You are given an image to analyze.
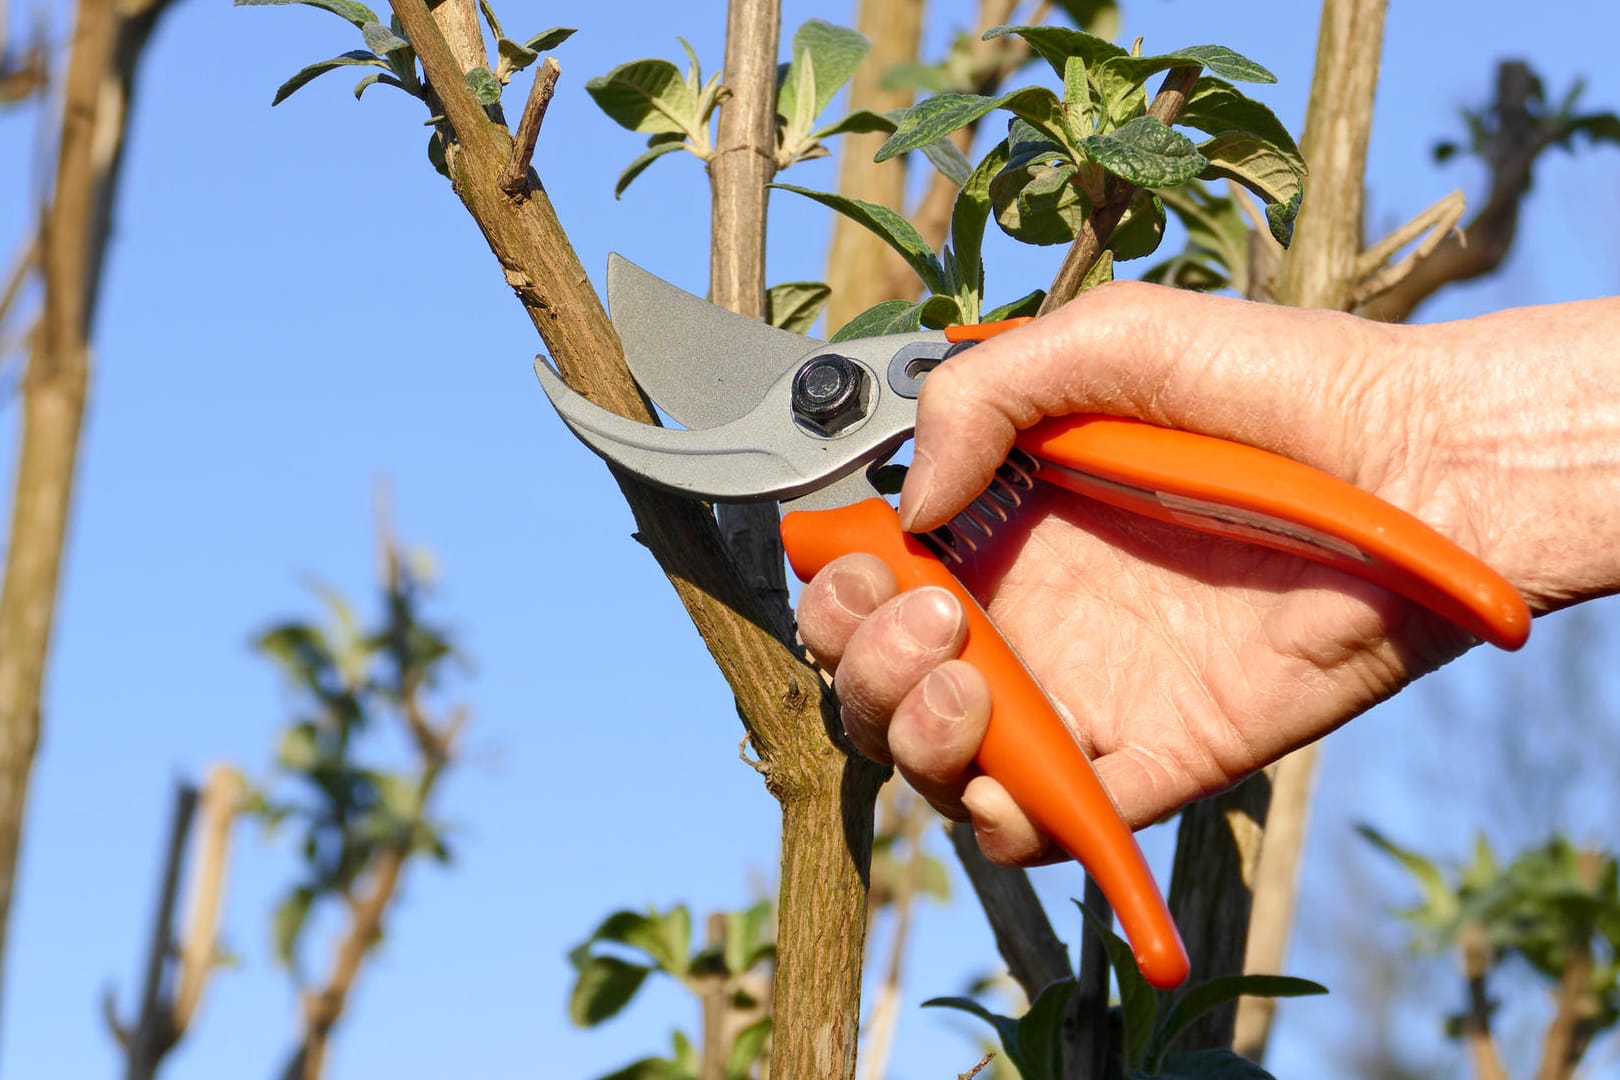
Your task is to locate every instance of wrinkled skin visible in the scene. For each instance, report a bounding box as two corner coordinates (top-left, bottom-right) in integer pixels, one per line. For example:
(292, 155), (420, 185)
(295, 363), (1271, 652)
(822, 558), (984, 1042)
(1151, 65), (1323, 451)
(796, 282), (1620, 864)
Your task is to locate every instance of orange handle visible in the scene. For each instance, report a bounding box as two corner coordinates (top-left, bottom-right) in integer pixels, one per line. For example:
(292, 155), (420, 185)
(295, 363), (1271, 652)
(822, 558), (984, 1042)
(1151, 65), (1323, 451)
(1016, 416), (1530, 650)
(781, 497), (1190, 989)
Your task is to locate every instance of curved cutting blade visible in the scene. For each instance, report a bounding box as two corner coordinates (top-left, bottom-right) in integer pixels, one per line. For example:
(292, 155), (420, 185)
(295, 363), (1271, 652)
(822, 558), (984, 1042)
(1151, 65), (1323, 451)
(609, 254), (822, 428)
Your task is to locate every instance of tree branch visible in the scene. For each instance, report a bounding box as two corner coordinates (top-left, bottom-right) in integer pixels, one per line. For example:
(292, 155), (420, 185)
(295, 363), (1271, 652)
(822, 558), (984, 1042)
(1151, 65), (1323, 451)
(710, 0), (792, 639)
(383, 3), (887, 1077)
(500, 57), (559, 197)
(1457, 923), (1508, 1080)
(947, 822), (1069, 996)
(171, 764), (240, 1033)
(1040, 64), (1202, 313)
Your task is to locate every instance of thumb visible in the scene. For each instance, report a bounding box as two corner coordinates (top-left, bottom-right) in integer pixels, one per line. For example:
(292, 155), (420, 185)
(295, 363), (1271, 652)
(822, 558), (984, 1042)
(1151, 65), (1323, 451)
(897, 280), (1377, 532)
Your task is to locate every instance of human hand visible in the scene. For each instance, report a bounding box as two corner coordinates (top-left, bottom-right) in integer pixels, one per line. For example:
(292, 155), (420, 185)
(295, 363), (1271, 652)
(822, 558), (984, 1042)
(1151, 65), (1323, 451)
(796, 280), (1571, 864)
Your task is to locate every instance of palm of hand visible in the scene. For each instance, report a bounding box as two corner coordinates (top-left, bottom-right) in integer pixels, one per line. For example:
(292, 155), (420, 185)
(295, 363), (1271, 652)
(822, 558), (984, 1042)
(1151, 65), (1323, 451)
(956, 485), (1460, 827)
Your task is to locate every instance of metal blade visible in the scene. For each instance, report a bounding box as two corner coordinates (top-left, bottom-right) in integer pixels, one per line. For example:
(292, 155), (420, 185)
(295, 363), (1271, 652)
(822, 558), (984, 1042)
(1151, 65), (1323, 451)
(609, 254), (822, 429)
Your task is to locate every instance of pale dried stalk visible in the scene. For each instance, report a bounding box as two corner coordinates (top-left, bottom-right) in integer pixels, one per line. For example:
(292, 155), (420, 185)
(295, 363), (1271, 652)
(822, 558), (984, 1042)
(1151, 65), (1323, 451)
(1457, 923), (1509, 1080)
(1351, 190), (1465, 305)
(172, 764), (241, 1031)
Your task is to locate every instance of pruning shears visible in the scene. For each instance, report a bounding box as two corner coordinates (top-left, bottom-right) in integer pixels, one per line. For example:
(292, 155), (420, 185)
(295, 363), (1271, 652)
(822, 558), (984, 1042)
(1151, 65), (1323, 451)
(535, 256), (1531, 990)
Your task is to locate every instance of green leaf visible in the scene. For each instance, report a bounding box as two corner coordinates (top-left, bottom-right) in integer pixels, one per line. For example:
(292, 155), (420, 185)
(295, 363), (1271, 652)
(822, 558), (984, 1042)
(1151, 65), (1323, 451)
(272, 50), (388, 106)
(984, 289), (1045, 321)
(353, 72), (405, 99)
(982, 24), (1126, 81)
(812, 109), (896, 139)
(921, 996), (1021, 1063)
(1053, 0), (1120, 36)
(1111, 189), (1166, 261)
(765, 282), (831, 334)
(1076, 899), (1157, 1068)
(614, 138), (687, 198)
(773, 183), (945, 293)
(1172, 45), (1276, 84)
(1152, 180), (1248, 283)
(830, 299), (925, 341)
(875, 86), (1063, 162)
(882, 60), (957, 94)
(1177, 76), (1303, 169)
(921, 138), (975, 186)
(277, 722), (321, 772)
(234, 0), (379, 30)
(427, 131), (449, 177)
(779, 19), (871, 124)
(1079, 249), (1115, 291)
(1265, 190), (1302, 248)
(991, 126), (1085, 246)
(725, 1017), (771, 1080)
(1357, 824), (1459, 928)
(1197, 131), (1302, 211)
(918, 293), (964, 329)
(273, 886), (316, 969)
(1082, 115), (1206, 187)
(1131, 1048), (1279, 1079)
(918, 853), (952, 902)
(1152, 976), (1326, 1068)
(496, 37), (539, 78)
(952, 139), (1012, 314)
(723, 901), (774, 975)
(360, 20), (407, 54)
(1062, 55), (1093, 142)
(588, 906), (691, 975)
(465, 66), (502, 105)
(586, 58), (699, 137)
(597, 1058), (684, 1080)
(526, 27), (577, 53)
(568, 955), (652, 1026)
(473, 0), (503, 39)
(1015, 979), (1078, 1080)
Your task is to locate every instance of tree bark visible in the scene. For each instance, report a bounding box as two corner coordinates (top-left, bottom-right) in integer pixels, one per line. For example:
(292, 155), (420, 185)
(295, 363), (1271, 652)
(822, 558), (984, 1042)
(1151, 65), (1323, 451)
(0, 0), (179, 1023)
(383, 3), (888, 1076)
(1231, 0), (1389, 1059)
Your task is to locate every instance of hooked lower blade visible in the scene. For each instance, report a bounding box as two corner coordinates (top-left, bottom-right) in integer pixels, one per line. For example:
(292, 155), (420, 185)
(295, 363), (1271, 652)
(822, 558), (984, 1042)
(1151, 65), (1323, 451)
(609, 254), (822, 429)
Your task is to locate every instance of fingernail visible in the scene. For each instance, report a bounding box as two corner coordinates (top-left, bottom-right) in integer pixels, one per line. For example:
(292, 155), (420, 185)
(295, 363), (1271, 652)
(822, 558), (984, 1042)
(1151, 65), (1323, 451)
(898, 588), (961, 651)
(897, 448), (935, 530)
(828, 565), (880, 619)
(921, 666), (966, 724)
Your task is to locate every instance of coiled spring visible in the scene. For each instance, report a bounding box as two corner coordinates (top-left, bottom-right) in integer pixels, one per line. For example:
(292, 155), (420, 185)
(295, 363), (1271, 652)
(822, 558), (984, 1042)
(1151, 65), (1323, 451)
(918, 448), (1042, 565)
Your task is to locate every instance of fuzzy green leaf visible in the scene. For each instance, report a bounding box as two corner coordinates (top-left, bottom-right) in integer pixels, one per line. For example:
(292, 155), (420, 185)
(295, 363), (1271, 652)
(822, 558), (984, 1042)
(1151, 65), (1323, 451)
(352, 72), (404, 99)
(473, 0), (503, 40)
(1357, 825), (1459, 928)
(360, 20), (407, 54)
(1083, 115), (1207, 187)
(273, 886), (316, 969)
(875, 86), (1063, 162)
(272, 50), (388, 105)
(235, 0), (378, 30)
(526, 26), (577, 53)
(1131, 1049), (1279, 1079)
(981, 24), (1125, 80)
(1172, 45), (1276, 84)
(1015, 979), (1078, 1080)
(465, 66), (502, 105)
(921, 138), (975, 186)
(1197, 131), (1302, 211)
(722, 901), (774, 976)
(1111, 189), (1166, 261)
(1152, 180), (1248, 283)
(1152, 976), (1326, 1069)
(1177, 76), (1303, 167)
(921, 996), (1022, 1062)
(586, 58), (699, 137)
(830, 300), (924, 341)
(773, 183), (944, 293)
(1079, 249), (1115, 291)
(764, 282), (831, 334)
(952, 139), (1012, 310)
(725, 1017), (771, 1080)
(812, 109), (896, 139)
(614, 138), (686, 198)
(496, 37), (539, 77)
(991, 126), (1085, 246)
(779, 19), (871, 124)
(984, 289), (1045, 321)
(1265, 190), (1302, 248)
(568, 955), (652, 1026)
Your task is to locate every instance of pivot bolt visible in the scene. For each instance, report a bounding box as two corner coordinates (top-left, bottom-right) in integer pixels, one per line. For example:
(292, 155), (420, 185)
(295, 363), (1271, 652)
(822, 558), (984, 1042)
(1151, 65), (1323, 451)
(792, 354), (868, 436)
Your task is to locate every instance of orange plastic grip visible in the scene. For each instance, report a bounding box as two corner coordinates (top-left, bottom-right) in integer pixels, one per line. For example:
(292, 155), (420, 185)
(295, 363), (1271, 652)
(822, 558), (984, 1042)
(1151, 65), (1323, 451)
(1016, 416), (1531, 650)
(781, 497), (1190, 989)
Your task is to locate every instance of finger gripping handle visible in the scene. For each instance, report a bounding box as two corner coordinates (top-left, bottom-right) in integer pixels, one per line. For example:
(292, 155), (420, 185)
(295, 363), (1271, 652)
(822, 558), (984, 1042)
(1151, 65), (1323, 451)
(782, 497), (1190, 988)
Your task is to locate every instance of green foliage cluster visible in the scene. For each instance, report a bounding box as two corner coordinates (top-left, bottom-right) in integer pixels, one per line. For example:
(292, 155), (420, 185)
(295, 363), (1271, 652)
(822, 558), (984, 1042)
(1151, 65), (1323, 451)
(930, 902), (1324, 1080)
(1361, 827), (1620, 1044)
(242, 550), (460, 975)
(1433, 72), (1620, 166)
(568, 901), (776, 1080)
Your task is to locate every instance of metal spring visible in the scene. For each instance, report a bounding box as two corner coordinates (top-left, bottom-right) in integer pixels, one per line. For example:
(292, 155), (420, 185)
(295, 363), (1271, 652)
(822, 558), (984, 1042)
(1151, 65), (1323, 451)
(918, 448), (1042, 565)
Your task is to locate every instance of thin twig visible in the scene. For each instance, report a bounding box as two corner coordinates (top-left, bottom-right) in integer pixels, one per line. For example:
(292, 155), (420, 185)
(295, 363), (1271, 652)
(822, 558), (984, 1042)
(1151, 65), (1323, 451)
(171, 765), (241, 1032)
(959, 1052), (996, 1079)
(1351, 190), (1465, 304)
(0, 231), (36, 332)
(1457, 923), (1509, 1080)
(500, 57), (559, 197)
(1040, 64), (1202, 313)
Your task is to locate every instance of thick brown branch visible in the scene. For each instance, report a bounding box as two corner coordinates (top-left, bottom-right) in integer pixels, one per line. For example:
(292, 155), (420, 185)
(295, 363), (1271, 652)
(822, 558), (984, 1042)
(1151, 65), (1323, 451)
(1040, 64), (1202, 313)
(1358, 61), (1554, 323)
(948, 822), (1069, 997)
(711, 0), (791, 637)
(1457, 923), (1508, 1080)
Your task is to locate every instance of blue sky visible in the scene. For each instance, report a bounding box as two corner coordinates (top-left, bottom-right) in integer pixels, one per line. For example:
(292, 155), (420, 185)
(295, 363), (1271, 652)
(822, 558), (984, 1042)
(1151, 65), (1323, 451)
(2, 1), (1619, 1078)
